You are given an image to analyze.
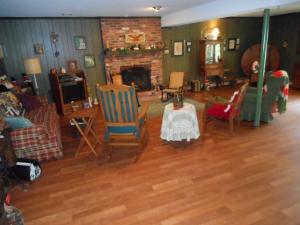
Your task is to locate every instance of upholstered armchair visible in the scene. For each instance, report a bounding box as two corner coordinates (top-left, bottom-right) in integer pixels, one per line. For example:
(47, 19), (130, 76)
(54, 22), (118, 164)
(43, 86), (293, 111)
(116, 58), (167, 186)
(206, 82), (249, 131)
(240, 70), (289, 123)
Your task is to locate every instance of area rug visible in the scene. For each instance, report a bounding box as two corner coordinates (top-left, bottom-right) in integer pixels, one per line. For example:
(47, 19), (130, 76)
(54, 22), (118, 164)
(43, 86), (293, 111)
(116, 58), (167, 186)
(143, 98), (205, 119)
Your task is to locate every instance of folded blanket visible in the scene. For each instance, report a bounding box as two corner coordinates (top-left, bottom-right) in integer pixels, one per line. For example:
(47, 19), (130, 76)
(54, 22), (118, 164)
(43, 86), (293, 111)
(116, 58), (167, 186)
(272, 70), (289, 113)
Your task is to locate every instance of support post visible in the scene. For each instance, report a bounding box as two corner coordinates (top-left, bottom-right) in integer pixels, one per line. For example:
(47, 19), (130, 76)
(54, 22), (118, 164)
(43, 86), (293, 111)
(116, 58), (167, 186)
(254, 9), (270, 127)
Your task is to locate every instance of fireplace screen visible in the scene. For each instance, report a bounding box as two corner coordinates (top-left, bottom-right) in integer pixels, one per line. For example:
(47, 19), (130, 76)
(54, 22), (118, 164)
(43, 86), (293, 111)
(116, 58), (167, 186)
(120, 65), (151, 92)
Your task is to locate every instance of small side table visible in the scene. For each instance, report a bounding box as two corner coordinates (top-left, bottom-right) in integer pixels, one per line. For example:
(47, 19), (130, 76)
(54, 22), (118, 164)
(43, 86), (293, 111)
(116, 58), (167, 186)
(67, 107), (101, 158)
(160, 102), (200, 141)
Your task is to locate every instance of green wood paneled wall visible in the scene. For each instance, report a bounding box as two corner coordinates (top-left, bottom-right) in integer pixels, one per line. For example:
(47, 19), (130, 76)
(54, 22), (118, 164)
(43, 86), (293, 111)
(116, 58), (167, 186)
(269, 13), (300, 79)
(162, 18), (263, 82)
(0, 18), (106, 96)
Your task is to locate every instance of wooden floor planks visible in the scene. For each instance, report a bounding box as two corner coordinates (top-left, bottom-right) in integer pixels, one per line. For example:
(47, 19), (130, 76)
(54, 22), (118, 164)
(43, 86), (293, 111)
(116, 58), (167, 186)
(9, 87), (300, 225)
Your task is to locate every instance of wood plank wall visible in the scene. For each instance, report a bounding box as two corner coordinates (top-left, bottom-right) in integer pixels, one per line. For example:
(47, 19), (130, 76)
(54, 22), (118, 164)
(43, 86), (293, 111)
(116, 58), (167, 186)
(162, 18), (263, 83)
(269, 13), (300, 79)
(0, 18), (106, 96)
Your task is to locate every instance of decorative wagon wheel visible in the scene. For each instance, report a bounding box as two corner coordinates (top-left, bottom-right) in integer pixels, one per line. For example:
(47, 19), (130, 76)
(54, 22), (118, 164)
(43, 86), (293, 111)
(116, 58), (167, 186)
(241, 44), (280, 77)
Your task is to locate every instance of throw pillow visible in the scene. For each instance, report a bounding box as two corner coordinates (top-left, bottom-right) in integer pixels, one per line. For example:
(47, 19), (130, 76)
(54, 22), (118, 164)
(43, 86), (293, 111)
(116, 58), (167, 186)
(0, 92), (22, 116)
(4, 117), (33, 130)
(16, 92), (41, 112)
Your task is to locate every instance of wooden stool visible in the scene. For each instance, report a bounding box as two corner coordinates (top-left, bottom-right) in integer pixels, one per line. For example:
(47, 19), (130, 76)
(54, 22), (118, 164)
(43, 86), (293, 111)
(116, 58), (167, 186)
(67, 107), (100, 157)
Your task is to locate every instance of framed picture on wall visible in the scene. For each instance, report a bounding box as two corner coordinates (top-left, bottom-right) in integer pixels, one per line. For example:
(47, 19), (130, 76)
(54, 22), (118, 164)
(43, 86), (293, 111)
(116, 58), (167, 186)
(34, 43), (44, 54)
(186, 41), (192, 53)
(74, 36), (87, 50)
(84, 55), (95, 68)
(173, 40), (184, 56)
(227, 38), (236, 51)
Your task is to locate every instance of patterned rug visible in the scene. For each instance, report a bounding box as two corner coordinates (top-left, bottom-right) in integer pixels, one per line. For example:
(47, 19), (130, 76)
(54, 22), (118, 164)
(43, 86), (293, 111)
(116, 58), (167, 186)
(143, 98), (205, 119)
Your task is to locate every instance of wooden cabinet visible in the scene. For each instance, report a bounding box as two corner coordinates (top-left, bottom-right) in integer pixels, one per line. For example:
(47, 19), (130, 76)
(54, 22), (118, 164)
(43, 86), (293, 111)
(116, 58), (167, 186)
(293, 62), (300, 89)
(49, 69), (88, 115)
(199, 39), (224, 80)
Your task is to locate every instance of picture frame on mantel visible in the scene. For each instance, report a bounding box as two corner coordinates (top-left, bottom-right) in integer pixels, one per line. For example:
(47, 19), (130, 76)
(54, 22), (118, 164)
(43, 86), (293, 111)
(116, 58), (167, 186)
(173, 40), (184, 56)
(74, 36), (87, 50)
(227, 38), (236, 51)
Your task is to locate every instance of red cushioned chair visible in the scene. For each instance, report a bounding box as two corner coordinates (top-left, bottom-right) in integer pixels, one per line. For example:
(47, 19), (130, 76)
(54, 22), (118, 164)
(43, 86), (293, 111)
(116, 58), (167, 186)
(206, 82), (249, 131)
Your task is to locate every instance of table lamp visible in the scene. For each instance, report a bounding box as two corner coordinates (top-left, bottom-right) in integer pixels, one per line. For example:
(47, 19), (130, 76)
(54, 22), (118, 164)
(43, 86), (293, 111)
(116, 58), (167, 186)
(23, 57), (42, 95)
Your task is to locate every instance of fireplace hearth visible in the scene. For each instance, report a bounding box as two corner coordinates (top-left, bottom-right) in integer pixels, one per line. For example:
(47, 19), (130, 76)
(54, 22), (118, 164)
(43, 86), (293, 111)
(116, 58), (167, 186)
(120, 65), (151, 92)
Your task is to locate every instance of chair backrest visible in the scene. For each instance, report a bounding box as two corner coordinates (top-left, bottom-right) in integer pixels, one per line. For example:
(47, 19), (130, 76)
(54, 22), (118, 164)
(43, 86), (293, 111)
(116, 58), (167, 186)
(229, 82), (249, 118)
(96, 84), (138, 125)
(264, 71), (286, 100)
(111, 74), (123, 85)
(169, 72), (185, 89)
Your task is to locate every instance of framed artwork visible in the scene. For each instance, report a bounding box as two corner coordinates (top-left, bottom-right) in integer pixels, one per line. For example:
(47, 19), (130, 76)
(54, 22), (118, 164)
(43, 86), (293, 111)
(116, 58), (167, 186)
(74, 36), (87, 50)
(34, 43), (44, 54)
(84, 55), (95, 68)
(228, 38), (236, 51)
(125, 32), (146, 44)
(67, 60), (78, 74)
(186, 41), (192, 53)
(173, 40), (184, 56)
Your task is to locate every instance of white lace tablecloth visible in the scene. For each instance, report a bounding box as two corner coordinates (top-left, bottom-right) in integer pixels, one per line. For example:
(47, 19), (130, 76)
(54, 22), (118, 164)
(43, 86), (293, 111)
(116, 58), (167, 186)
(160, 102), (200, 141)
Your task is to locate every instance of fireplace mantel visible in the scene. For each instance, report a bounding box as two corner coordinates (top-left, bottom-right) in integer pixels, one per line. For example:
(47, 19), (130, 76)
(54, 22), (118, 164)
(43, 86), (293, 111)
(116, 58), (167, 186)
(104, 48), (162, 57)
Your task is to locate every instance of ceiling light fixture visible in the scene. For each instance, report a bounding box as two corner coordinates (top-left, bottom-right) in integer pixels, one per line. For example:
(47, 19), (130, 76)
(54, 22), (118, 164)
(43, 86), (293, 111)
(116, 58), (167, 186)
(152, 6), (162, 12)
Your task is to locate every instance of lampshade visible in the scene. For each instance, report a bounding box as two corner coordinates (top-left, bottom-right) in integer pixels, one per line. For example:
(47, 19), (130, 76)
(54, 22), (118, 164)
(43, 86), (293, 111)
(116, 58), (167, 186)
(211, 28), (220, 40)
(24, 57), (42, 75)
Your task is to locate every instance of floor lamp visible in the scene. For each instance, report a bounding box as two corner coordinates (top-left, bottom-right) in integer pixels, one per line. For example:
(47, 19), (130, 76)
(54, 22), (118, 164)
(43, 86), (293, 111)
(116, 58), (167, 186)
(23, 57), (42, 95)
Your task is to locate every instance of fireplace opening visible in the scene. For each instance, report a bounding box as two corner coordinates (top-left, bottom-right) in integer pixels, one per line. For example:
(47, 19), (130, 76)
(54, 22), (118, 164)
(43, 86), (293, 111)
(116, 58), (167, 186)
(120, 65), (151, 92)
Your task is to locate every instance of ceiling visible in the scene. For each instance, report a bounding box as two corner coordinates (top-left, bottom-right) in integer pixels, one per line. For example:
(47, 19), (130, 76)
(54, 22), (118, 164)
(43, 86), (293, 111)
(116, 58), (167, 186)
(0, 0), (213, 17)
(0, 0), (300, 27)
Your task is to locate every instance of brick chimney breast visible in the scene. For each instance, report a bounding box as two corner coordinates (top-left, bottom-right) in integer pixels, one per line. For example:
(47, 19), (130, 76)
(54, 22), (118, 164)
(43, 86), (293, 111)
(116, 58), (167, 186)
(100, 18), (163, 86)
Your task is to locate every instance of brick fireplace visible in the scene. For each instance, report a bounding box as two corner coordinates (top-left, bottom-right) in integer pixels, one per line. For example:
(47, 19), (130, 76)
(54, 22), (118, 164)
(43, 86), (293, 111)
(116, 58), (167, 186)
(100, 18), (163, 91)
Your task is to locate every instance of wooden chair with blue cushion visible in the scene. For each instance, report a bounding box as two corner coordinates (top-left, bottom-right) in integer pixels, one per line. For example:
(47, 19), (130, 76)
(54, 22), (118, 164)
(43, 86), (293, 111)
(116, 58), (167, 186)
(96, 84), (149, 162)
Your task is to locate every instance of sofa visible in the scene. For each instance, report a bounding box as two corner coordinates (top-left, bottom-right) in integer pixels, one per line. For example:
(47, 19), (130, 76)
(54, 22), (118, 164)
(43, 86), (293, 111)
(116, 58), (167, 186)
(0, 91), (63, 162)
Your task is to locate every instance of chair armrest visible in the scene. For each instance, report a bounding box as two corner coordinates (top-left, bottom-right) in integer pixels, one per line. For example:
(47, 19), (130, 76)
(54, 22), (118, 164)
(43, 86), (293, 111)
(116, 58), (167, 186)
(206, 96), (230, 105)
(138, 102), (149, 120)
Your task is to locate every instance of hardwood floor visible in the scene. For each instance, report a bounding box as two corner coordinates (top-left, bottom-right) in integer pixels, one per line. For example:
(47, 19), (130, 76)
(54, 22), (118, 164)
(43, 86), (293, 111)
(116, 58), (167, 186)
(10, 87), (300, 225)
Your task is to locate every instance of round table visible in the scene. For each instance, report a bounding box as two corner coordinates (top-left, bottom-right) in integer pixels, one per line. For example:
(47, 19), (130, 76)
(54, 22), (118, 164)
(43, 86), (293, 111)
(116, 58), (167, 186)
(160, 102), (200, 141)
